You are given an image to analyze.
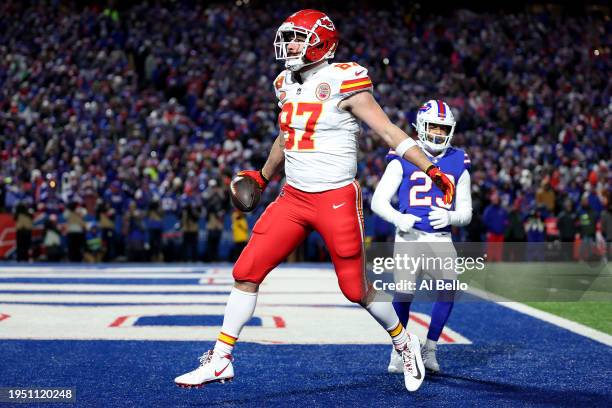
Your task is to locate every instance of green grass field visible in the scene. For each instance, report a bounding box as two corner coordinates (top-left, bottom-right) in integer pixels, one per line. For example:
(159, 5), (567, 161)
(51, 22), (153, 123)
(524, 301), (612, 335)
(460, 261), (612, 335)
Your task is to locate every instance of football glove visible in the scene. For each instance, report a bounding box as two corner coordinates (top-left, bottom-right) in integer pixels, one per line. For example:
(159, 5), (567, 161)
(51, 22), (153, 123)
(237, 169), (269, 191)
(393, 214), (422, 233)
(425, 165), (455, 205)
(428, 206), (451, 230)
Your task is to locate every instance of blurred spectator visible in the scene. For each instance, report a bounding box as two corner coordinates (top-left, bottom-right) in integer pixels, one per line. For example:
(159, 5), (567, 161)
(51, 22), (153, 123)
(42, 216), (63, 262)
(483, 192), (507, 262)
(525, 208), (545, 261)
(0, 179), (6, 212)
(147, 201), (163, 262)
(557, 200), (577, 261)
(98, 204), (116, 262)
(203, 179), (226, 262)
(231, 210), (249, 261)
(206, 211), (224, 262)
(305, 232), (330, 262)
(504, 202), (526, 261)
(124, 203), (147, 262)
(14, 203), (33, 262)
(557, 200), (577, 243)
(181, 203), (200, 262)
(601, 199), (611, 261)
(85, 224), (103, 263)
(161, 199), (182, 263)
(536, 181), (555, 214)
(466, 202), (486, 242)
(587, 191), (604, 216)
(578, 195), (598, 261)
(373, 214), (394, 243)
(64, 202), (86, 262)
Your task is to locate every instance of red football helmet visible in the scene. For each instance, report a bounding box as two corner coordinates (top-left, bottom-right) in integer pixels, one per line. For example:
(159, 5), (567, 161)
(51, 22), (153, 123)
(274, 9), (339, 71)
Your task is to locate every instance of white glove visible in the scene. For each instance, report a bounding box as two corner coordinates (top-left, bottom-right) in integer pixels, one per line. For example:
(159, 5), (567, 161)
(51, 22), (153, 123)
(428, 206), (451, 230)
(393, 213), (422, 233)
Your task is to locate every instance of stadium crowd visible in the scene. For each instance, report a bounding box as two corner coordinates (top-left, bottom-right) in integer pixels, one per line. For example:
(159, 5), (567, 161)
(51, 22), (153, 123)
(0, 1), (609, 262)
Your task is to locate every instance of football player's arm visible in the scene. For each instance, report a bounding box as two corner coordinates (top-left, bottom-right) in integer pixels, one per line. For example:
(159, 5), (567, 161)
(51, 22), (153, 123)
(341, 91), (456, 205)
(371, 160), (421, 232)
(371, 160), (403, 224)
(339, 91), (432, 172)
(239, 131), (284, 189)
(449, 170), (472, 226)
(261, 131), (285, 180)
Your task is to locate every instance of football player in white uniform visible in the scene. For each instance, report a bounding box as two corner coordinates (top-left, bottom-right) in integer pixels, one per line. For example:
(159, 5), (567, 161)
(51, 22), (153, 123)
(175, 10), (456, 392)
(371, 100), (472, 373)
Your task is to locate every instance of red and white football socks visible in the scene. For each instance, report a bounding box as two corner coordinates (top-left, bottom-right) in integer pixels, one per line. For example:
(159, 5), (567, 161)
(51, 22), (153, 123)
(213, 287), (258, 356)
(387, 321), (409, 349)
(366, 301), (409, 348)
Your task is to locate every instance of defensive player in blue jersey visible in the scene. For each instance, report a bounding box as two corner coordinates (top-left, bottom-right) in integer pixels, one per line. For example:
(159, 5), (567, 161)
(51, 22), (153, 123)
(371, 100), (472, 373)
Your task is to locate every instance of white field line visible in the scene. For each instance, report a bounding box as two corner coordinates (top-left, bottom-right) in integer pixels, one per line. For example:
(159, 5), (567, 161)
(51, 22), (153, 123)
(468, 287), (612, 347)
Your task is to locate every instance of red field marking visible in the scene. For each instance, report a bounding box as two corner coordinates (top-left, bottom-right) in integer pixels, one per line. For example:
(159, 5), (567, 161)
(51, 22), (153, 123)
(272, 316), (286, 328)
(109, 315), (130, 327)
(0, 313), (10, 322)
(409, 314), (455, 343)
(259, 340), (287, 344)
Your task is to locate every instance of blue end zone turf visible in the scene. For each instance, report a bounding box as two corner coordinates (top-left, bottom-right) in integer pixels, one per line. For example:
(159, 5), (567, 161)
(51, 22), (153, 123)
(2, 265), (611, 406)
(2, 301), (611, 407)
(2, 338), (611, 407)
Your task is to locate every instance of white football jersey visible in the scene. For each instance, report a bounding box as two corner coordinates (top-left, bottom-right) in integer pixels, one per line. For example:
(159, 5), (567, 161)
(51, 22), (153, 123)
(274, 61), (373, 192)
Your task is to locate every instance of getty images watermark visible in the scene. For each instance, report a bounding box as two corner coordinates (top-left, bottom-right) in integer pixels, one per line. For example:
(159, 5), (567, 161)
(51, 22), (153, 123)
(365, 241), (610, 303)
(370, 253), (487, 292)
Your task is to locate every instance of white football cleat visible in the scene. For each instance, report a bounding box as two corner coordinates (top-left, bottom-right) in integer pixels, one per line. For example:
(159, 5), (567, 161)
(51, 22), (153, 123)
(421, 343), (440, 373)
(174, 350), (234, 388)
(398, 334), (425, 392)
(387, 346), (403, 374)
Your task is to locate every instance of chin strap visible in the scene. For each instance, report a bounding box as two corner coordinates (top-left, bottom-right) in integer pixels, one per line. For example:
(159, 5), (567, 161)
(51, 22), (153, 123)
(286, 56), (323, 73)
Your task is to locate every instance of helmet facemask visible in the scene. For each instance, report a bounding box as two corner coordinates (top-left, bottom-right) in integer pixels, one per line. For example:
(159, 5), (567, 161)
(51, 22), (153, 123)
(274, 20), (336, 72)
(274, 24), (318, 71)
(416, 119), (455, 153)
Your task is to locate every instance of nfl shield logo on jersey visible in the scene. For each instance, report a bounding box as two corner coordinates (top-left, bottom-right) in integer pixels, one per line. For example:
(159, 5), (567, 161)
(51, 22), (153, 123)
(316, 83), (331, 101)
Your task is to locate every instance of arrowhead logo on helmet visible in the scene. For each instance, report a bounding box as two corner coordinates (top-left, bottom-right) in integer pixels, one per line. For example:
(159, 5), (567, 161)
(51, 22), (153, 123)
(317, 16), (335, 31)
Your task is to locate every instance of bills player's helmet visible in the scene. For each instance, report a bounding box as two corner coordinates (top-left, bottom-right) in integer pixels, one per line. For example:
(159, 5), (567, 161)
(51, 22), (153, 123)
(274, 9), (339, 71)
(414, 100), (456, 152)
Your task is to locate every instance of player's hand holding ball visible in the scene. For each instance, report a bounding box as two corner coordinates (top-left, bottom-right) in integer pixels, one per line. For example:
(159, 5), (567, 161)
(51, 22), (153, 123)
(230, 170), (269, 213)
(426, 165), (455, 205)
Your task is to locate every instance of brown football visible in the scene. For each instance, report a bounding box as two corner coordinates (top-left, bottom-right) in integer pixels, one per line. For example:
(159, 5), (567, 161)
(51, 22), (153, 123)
(230, 175), (261, 213)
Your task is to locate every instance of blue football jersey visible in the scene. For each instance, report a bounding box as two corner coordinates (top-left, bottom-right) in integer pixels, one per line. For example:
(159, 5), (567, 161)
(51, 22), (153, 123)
(387, 147), (470, 233)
